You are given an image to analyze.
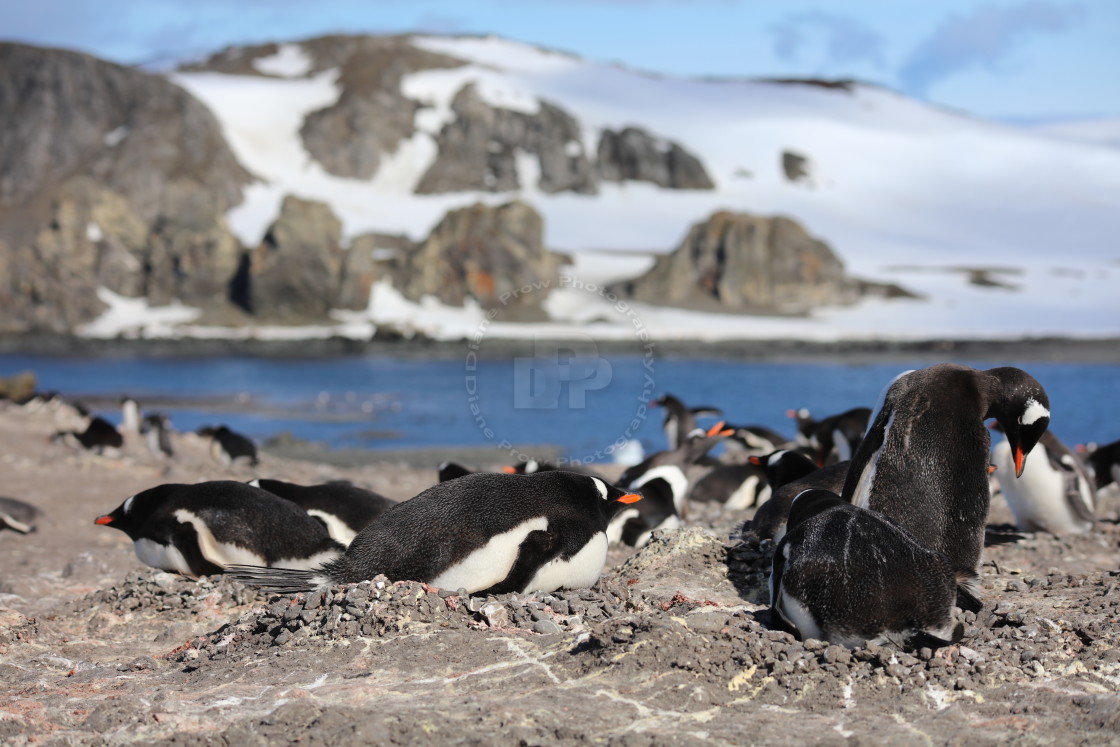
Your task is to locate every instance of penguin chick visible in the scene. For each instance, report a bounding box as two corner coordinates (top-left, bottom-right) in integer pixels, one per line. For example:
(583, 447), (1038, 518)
(94, 481), (345, 577)
(229, 471), (642, 596)
(248, 478), (395, 545)
(771, 489), (962, 650)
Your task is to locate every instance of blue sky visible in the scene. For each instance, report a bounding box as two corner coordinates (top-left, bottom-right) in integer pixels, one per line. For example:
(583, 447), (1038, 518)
(2, 0), (1116, 122)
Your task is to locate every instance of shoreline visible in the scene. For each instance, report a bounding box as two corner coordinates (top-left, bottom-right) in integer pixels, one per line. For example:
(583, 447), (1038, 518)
(3, 333), (1120, 362)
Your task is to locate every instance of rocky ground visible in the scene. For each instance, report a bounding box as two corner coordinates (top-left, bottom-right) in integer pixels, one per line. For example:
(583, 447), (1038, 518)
(1, 403), (1119, 745)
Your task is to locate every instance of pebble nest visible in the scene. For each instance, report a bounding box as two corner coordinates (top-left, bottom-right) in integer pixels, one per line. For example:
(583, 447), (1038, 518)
(73, 527), (1108, 709)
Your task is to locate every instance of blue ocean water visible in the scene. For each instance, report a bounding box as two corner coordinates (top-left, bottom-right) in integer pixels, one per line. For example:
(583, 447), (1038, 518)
(2, 352), (1117, 462)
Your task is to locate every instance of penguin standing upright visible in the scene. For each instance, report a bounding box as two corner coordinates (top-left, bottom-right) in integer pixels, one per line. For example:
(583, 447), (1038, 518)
(120, 397), (142, 436)
(808, 407), (872, 464)
(770, 488), (962, 649)
(141, 413), (175, 458)
(992, 429), (1095, 534)
(94, 481), (345, 577)
(653, 394), (722, 450)
(841, 364), (1051, 606)
(248, 478), (395, 545)
(230, 471), (642, 596)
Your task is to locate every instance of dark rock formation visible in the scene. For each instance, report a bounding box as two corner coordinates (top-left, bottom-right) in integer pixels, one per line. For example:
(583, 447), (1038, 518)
(249, 196), (345, 321)
(611, 211), (860, 314)
(391, 200), (559, 319)
(416, 84), (597, 195)
(781, 151), (811, 183)
(0, 43), (252, 333)
(597, 127), (714, 190)
(0, 43), (251, 226)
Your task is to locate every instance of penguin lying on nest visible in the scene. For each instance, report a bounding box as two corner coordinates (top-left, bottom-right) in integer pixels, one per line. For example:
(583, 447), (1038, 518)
(230, 471), (641, 596)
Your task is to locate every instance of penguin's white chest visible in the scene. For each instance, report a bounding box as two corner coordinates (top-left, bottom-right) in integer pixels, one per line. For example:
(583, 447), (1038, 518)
(133, 538), (193, 576)
(524, 532), (608, 593)
(993, 441), (1091, 534)
(429, 518), (548, 593)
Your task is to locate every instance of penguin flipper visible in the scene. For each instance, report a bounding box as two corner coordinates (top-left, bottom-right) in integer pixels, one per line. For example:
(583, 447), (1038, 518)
(955, 583), (983, 614)
(0, 512), (34, 534)
(478, 530), (560, 596)
(227, 565), (324, 593)
(172, 523), (225, 577)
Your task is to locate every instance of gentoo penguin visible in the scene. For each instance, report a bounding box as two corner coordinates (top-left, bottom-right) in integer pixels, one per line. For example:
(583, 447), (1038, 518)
(229, 471), (642, 596)
(1080, 438), (1120, 490)
(0, 497), (43, 534)
(721, 424), (791, 460)
(52, 413), (124, 454)
(609, 425), (731, 547)
(248, 478), (395, 545)
(653, 394), (722, 450)
(688, 461), (771, 513)
(786, 408), (815, 446)
(94, 481), (345, 577)
(198, 425), (258, 466)
(438, 461), (474, 482)
(992, 428), (1095, 534)
(141, 413), (174, 458)
(745, 449), (849, 541)
(808, 407), (871, 465)
(771, 488), (962, 649)
(120, 396), (142, 435)
(841, 364), (1051, 608)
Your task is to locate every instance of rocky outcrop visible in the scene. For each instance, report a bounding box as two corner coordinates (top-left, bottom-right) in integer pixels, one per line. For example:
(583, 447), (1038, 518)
(0, 43), (251, 226)
(416, 84), (597, 195)
(611, 211), (860, 314)
(247, 197), (345, 320)
(0, 43), (252, 333)
(392, 200), (559, 319)
(781, 151), (811, 183)
(597, 127), (714, 190)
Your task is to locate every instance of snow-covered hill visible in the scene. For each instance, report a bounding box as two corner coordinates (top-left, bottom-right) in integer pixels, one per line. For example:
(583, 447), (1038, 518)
(141, 35), (1120, 342)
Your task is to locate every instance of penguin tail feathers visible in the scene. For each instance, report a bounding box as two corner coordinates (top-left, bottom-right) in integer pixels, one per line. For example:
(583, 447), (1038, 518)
(226, 565), (326, 594)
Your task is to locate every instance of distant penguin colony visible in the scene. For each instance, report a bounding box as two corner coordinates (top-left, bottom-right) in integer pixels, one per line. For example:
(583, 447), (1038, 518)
(230, 471), (642, 596)
(95, 481), (345, 577)
(19, 364), (1116, 655)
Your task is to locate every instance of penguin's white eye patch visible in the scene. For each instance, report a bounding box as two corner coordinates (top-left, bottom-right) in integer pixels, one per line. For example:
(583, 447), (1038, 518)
(1020, 398), (1049, 426)
(592, 477), (609, 500)
(122, 495), (136, 514)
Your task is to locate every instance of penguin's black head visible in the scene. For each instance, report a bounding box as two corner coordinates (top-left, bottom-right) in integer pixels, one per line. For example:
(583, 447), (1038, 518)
(94, 485), (171, 539)
(562, 473), (641, 522)
(987, 368), (1051, 477)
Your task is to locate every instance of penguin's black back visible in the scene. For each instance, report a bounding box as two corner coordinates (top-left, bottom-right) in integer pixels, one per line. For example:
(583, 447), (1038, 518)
(79, 417), (124, 450)
(689, 463), (768, 506)
(253, 479), (394, 534)
(841, 364), (1049, 592)
(1085, 438), (1120, 489)
(774, 497), (958, 648)
(323, 471), (616, 585)
(111, 482), (341, 566)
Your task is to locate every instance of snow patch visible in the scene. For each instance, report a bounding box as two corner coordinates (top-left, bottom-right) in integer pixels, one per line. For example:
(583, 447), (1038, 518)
(78, 288), (201, 339)
(252, 44), (313, 78)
